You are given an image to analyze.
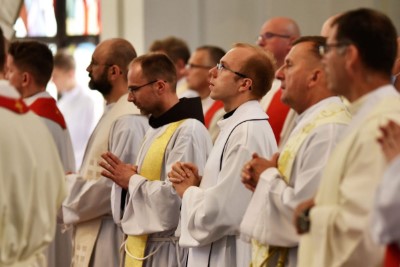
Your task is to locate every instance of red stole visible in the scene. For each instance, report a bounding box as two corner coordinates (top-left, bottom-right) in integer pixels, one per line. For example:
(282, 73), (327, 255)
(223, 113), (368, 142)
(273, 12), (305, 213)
(0, 95), (29, 114)
(204, 100), (224, 129)
(385, 243), (400, 267)
(29, 97), (67, 129)
(266, 88), (290, 144)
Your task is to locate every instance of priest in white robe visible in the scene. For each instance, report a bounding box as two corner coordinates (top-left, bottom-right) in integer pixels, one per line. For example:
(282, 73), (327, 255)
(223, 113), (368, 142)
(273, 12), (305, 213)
(240, 36), (351, 267)
(61, 39), (148, 267)
(296, 9), (400, 267)
(169, 43), (278, 267)
(0, 81), (66, 267)
(100, 52), (212, 267)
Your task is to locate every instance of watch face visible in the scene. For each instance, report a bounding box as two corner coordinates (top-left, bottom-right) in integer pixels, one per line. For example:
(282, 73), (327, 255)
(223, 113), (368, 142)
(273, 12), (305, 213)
(297, 208), (311, 234)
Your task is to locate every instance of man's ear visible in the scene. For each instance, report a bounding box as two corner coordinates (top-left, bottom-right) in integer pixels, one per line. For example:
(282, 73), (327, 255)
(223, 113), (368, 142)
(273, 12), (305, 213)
(239, 78), (253, 93)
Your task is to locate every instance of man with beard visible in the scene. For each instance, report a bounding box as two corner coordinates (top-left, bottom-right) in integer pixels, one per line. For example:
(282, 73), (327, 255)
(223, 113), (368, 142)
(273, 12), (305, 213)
(61, 38), (149, 267)
(99, 52), (212, 267)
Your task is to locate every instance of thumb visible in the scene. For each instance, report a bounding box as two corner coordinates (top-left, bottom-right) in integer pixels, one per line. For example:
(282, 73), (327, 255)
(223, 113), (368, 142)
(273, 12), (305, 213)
(252, 152), (259, 159)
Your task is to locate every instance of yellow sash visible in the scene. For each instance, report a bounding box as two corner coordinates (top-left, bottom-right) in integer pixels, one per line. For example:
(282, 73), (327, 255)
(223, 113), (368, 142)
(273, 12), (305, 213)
(251, 101), (351, 267)
(124, 120), (185, 267)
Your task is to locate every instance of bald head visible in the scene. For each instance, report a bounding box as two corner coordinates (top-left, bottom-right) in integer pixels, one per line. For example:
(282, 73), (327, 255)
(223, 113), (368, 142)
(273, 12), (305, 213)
(257, 17), (301, 68)
(320, 14), (341, 37)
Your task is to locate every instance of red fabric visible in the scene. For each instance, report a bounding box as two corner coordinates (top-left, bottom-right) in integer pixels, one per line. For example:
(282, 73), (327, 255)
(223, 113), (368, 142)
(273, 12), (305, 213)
(266, 88), (290, 145)
(0, 95), (29, 114)
(29, 98), (67, 129)
(204, 100), (224, 129)
(385, 243), (400, 267)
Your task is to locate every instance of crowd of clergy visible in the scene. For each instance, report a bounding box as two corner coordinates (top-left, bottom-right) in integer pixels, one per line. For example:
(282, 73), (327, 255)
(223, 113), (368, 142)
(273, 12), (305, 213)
(1, 6), (400, 267)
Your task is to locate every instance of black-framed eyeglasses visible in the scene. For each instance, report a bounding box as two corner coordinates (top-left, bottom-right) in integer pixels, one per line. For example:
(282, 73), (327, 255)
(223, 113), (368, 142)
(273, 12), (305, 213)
(216, 63), (247, 78)
(319, 42), (351, 56)
(186, 63), (213, 70)
(128, 80), (158, 93)
(257, 32), (291, 42)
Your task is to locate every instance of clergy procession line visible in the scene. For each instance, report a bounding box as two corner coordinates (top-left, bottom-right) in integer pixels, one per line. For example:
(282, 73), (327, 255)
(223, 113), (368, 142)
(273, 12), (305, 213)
(1, 7), (400, 267)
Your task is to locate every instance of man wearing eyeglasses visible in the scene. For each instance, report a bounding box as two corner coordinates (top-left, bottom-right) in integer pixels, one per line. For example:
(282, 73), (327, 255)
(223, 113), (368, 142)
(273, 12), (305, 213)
(168, 43), (278, 267)
(99, 52), (212, 267)
(296, 8), (400, 267)
(257, 17), (300, 146)
(240, 36), (351, 267)
(185, 45), (226, 142)
(61, 38), (149, 267)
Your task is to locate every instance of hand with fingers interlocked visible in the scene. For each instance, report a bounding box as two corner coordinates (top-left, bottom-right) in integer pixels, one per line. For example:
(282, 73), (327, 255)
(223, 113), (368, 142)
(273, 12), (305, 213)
(99, 151), (138, 189)
(241, 152), (280, 192)
(377, 120), (400, 163)
(168, 162), (201, 198)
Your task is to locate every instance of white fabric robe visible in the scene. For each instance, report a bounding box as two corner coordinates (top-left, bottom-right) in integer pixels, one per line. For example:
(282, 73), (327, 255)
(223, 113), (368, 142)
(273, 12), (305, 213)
(240, 97), (350, 267)
(113, 119), (212, 267)
(24, 91), (76, 173)
(24, 90), (75, 267)
(0, 82), (66, 267)
(180, 100), (278, 267)
(58, 85), (103, 169)
(372, 156), (400, 247)
(298, 85), (400, 267)
(62, 95), (148, 267)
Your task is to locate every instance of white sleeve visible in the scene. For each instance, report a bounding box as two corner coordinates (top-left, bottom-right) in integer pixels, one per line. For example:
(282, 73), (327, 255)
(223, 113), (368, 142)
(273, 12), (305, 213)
(241, 123), (346, 246)
(180, 121), (277, 246)
(371, 156), (400, 246)
(63, 116), (147, 224)
(121, 121), (212, 235)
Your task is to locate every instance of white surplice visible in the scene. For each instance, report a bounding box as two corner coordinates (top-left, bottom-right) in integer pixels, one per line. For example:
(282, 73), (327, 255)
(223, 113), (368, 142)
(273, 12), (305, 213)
(24, 90), (76, 267)
(0, 82), (66, 267)
(372, 156), (400, 247)
(113, 118), (212, 267)
(58, 85), (103, 169)
(240, 97), (350, 267)
(298, 85), (400, 267)
(180, 100), (278, 267)
(62, 94), (148, 267)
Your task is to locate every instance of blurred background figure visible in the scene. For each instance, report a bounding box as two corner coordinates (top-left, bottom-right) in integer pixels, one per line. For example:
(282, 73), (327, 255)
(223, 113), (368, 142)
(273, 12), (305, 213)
(53, 49), (103, 169)
(149, 36), (198, 98)
(185, 45), (226, 142)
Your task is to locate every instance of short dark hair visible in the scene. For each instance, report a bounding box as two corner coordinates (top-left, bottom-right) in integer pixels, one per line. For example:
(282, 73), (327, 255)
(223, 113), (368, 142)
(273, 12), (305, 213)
(234, 43), (276, 99)
(293, 36), (326, 60)
(333, 8), (398, 76)
(53, 49), (75, 71)
(149, 36), (190, 64)
(196, 45), (226, 66)
(9, 41), (53, 87)
(132, 52), (177, 91)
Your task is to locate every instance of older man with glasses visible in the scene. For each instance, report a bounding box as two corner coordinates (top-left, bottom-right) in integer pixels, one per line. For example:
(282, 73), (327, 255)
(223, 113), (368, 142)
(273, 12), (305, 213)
(168, 43), (278, 267)
(295, 8), (400, 267)
(257, 17), (301, 147)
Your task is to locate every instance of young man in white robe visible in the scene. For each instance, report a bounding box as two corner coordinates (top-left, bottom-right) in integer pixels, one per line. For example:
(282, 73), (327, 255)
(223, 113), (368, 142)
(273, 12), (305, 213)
(0, 81), (66, 267)
(185, 45), (226, 142)
(295, 8), (400, 267)
(240, 36), (351, 267)
(61, 38), (149, 267)
(99, 52), (212, 267)
(168, 43), (278, 267)
(6, 40), (75, 267)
